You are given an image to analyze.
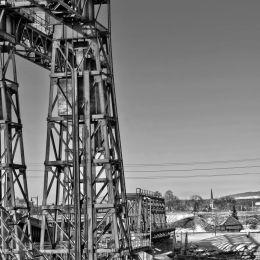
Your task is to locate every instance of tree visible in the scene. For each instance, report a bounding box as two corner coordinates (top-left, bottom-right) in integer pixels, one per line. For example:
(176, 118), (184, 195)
(214, 196), (236, 211)
(231, 204), (238, 220)
(190, 195), (203, 213)
(224, 196), (236, 205)
(246, 218), (258, 230)
(164, 190), (174, 211)
(213, 212), (220, 234)
(154, 191), (161, 197)
(164, 190), (179, 211)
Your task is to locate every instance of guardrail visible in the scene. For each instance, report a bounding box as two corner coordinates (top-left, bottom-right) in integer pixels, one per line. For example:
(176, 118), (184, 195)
(131, 233), (151, 250)
(17, 7), (53, 35)
(136, 188), (162, 198)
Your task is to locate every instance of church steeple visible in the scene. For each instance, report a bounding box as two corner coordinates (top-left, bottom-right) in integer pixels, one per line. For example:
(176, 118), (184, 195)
(210, 188), (214, 210)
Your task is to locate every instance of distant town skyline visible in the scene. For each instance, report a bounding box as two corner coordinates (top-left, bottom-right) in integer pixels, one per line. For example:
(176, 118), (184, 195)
(17, 0), (260, 200)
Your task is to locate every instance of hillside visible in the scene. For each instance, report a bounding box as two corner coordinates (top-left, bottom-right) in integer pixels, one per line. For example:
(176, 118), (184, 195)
(226, 191), (260, 200)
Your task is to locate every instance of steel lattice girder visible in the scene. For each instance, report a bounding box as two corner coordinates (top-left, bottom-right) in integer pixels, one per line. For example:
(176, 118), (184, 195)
(15, 23), (52, 70)
(27, 0), (108, 24)
(0, 0), (109, 70)
(0, 5), (52, 69)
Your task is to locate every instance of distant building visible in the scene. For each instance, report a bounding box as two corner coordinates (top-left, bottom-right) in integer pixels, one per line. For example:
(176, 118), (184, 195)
(218, 216), (243, 232)
(255, 201), (260, 210)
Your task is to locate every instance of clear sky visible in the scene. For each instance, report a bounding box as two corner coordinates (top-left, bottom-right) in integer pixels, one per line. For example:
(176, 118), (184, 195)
(17, 0), (260, 200)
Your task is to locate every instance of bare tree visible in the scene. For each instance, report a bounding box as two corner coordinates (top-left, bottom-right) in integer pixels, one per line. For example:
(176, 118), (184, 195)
(231, 204), (238, 220)
(191, 195), (203, 213)
(215, 196), (236, 211)
(164, 190), (180, 211)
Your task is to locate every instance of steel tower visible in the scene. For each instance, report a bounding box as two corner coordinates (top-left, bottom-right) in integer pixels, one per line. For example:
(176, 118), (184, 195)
(0, 0), (132, 259)
(0, 41), (30, 258)
(0, 42), (40, 259)
(38, 1), (132, 260)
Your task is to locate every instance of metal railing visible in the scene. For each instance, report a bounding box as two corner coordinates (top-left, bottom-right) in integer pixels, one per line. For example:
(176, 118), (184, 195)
(136, 188), (162, 198)
(131, 233), (151, 250)
(17, 7), (53, 35)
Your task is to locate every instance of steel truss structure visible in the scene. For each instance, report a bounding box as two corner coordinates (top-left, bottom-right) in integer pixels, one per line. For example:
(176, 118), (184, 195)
(40, 19), (131, 260)
(0, 41), (32, 259)
(127, 189), (174, 241)
(0, 42), (47, 260)
(0, 0), (132, 259)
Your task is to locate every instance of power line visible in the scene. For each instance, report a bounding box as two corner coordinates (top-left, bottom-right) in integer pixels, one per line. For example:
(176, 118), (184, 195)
(125, 165), (260, 173)
(26, 171), (260, 179)
(125, 172), (260, 179)
(26, 157), (260, 168)
(124, 157), (260, 167)
(25, 164), (260, 173)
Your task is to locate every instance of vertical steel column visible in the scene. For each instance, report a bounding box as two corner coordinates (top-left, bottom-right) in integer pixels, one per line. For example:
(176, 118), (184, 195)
(83, 70), (94, 259)
(72, 69), (81, 260)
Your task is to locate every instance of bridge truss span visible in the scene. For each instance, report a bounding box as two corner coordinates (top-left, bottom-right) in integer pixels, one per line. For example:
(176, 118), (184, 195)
(127, 189), (175, 242)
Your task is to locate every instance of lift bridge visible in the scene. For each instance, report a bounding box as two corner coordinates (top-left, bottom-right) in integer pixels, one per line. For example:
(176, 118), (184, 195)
(0, 1), (174, 259)
(127, 189), (175, 251)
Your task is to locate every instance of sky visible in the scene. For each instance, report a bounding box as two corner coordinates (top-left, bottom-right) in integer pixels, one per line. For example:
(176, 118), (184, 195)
(16, 0), (260, 200)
